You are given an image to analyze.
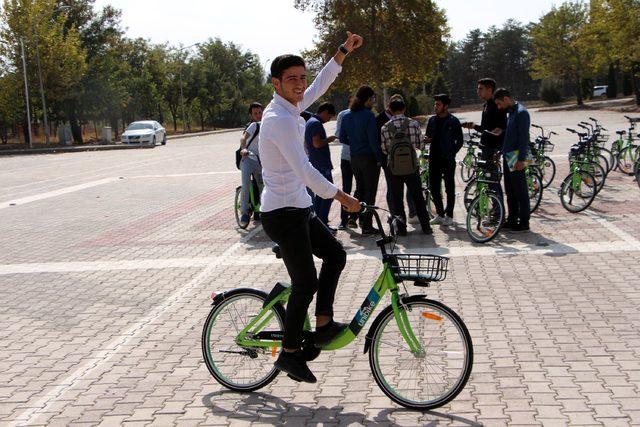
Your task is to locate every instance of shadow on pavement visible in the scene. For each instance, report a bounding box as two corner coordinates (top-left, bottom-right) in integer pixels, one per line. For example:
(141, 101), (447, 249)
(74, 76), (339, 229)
(202, 390), (481, 426)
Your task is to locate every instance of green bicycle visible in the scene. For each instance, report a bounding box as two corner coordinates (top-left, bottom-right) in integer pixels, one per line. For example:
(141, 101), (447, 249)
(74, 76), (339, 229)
(234, 175), (262, 229)
(616, 116), (639, 175)
(202, 204), (473, 410)
(459, 131), (481, 183)
(418, 149), (438, 218)
(465, 159), (504, 243)
(558, 145), (598, 212)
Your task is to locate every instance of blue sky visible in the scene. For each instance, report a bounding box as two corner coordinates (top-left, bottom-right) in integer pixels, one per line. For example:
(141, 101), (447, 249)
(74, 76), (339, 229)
(95, 0), (563, 67)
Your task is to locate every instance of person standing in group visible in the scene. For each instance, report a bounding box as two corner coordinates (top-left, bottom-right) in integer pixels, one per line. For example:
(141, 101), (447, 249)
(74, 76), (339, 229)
(335, 96), (358, 230)
(380, 97), (432, 236)
(305, 102), (337, 229)
(493, 88), (531, 233)
(258, 32), (363, 383)
(238, 102), (264, 228)
(376, 95), (417, 225)
(339, 85), (382, 235)
(462, 78), (507, 203)
(425, 94), (463, 226)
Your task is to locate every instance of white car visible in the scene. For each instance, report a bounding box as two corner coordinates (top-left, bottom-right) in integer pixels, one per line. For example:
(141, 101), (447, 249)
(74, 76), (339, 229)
(593, 85), (608, 98)
(121, 121), (166, 145)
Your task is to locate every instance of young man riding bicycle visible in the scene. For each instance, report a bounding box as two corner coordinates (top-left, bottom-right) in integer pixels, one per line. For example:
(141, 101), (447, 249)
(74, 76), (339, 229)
(259, 32), (363, 383)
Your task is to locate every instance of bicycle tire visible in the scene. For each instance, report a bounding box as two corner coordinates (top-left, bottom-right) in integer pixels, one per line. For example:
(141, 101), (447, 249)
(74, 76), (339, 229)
(459, 159), (474, 183)
(368, 296), (473, 410)
(463, 179), (477, 211)
(528, 171), (543, 214)
(234, 186), (248, 229)
(541, 156), (556, 188)
(618, 145), (638, 175)
(466, 193), (504, 243)
(202, 288), (285, 392)
(600, 147), (616, 172)
(559, 170), (597, 213)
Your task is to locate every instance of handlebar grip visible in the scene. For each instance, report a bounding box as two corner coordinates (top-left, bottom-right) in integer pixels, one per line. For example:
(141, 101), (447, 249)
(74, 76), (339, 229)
(531, 124), (541, 129)
(359, 202), (367, 213)
(601, 127), (607, 131)
(589, 117), (597, 121)
(566, 128), (576, 133)
(550, 131), (558, 136)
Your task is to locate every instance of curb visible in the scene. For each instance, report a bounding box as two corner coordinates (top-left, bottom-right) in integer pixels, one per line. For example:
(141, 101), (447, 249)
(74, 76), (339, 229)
(0, 128), (243, 156)
(0, 143), (156, 156)
(166, 128), (242, 140)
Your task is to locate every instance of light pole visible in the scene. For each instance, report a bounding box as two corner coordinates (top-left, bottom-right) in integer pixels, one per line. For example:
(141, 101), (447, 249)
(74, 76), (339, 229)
(173, 43), (199, 134)
(20, 38), (33, 148)
(33, 5), (71, 145)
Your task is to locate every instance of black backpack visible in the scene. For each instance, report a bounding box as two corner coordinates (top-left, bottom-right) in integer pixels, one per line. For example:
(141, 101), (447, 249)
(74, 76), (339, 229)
(235, 122), (260, 169)
(387, 119), (418, 175)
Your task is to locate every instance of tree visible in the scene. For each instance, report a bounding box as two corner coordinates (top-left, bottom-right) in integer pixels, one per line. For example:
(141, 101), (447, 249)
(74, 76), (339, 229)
(530, 2), (593, 105)
(588, 0), (640, 105)
(0, 72), (23, 143)
(1, 0), (86, 141)
(295, 0), (448, 107)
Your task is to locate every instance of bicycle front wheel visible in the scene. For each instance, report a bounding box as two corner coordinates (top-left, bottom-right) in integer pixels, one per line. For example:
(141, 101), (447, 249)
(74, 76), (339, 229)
(527, 170), (543, 214)
(234, 186), (248, 229)
(202, 288), (285, 392)
(368, 297), (473, 410)
(541, 156), (556, 188)
(618, 146), (638, 175)
(460, 159), (474, 183)
(466, 193), (503, 243)
(559, 171), (597, 213)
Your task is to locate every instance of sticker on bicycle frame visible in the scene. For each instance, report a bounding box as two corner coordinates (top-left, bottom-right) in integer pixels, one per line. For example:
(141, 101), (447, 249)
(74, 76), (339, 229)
(349, 288), (382, 335)
(421, 312), (443, 321)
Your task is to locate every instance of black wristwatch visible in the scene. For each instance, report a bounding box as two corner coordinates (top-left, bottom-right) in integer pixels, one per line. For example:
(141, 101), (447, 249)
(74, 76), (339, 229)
(339, 44), (349, 55)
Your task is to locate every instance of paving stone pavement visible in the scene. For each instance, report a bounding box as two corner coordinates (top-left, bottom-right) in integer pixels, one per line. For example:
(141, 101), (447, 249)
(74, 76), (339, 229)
(1, 109), (639, 426)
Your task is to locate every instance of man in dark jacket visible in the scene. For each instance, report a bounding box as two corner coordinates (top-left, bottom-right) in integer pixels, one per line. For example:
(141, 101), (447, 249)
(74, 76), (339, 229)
(463, 78), (507, 204)
(339, 85), (382, 234)
(425, 94), (463, 226)
(494, 88), (531, 232)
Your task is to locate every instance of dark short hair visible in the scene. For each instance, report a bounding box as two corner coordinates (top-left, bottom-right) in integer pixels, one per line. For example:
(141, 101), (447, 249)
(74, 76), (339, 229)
(493, 88), (511, 100)
(351, 85), (376, 111)
(434, 94), (451, 106)
(248, 102), (263, 114)
(389, 99), (406, 113)
(317, 102), (336, 116)
(477, 78), (497, 92)
(270, 55), (305, 80)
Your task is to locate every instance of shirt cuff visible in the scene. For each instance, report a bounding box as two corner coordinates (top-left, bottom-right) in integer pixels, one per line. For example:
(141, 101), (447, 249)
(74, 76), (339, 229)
(318, 182), (339, 200)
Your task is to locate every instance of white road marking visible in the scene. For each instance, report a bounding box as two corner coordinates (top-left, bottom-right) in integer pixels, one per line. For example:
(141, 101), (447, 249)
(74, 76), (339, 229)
(0, 177), (120, 210)
(2, 239), (639, 276)
(11, 225), (264, 426)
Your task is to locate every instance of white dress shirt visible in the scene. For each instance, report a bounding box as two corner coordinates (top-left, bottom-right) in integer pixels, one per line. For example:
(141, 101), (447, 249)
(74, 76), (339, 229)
(259, 58), (342, 212)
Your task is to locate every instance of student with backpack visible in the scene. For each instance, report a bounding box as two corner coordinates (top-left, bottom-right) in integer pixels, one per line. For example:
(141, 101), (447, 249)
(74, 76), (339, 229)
(425, 94), (464, 226)
(237, 102), (263, 228)
(380, 97), (433, 235)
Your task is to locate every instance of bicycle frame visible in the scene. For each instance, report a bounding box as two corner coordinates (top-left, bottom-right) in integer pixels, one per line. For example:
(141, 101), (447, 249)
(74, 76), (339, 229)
(233, 264), (425, 355)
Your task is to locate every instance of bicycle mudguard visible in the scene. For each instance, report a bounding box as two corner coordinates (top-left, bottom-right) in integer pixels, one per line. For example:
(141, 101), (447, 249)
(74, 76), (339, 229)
(262, 282), (291, 308)
(363, 294), (428, 354)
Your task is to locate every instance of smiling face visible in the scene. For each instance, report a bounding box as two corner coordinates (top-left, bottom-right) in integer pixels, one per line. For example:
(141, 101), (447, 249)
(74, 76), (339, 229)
(272, 65), (307, 105)
(249, 107), (263, 122)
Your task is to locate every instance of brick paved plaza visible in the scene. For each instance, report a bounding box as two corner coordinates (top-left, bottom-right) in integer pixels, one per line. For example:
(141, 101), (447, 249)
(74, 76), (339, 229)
(1, 108), (639, 426)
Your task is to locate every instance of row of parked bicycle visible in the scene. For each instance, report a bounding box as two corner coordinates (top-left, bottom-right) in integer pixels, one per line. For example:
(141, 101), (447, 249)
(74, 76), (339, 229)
(424, 115), (640, 243)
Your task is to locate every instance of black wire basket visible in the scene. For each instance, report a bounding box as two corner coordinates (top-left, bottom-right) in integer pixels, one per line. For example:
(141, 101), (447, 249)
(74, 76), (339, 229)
(391, 254), (449, 283)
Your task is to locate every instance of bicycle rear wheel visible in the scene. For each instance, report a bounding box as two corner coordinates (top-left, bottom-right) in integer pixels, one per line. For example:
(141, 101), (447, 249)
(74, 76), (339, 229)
(463, 179), (477, 211)
(460, 159), (474, 183)
(202, 288), (285, 392)
(368, 297), (473, 410)
(559, 171), (597, 213)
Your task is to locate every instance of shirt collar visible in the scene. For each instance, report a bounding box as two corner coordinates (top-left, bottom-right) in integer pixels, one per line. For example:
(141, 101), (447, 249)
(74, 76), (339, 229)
(273, 92), (301, 117)
(391, 114), (406, 120)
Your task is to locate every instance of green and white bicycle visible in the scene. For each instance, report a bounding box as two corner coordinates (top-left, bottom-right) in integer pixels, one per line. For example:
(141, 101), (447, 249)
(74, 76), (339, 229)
(202, 205), (473, 410)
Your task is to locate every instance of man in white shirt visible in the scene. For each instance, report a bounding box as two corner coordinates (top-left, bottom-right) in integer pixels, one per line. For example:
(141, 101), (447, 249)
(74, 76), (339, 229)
(259, 31), (363, 383)
(238, 102), (263, 227)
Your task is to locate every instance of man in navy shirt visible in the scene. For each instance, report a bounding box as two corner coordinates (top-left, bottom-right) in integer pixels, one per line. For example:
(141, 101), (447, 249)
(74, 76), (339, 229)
(305, 103), (337, 227)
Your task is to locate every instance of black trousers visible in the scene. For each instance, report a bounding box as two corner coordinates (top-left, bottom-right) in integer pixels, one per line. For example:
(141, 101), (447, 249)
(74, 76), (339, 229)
(389, 171), (430, 231)
(382, 162), (416, 219)
(503, 159), (530, 226)
(429, 158), (456, 218)
(261, 207), (346, 349)
(340, 159), (358, 225)
(351, 155), (380, 229)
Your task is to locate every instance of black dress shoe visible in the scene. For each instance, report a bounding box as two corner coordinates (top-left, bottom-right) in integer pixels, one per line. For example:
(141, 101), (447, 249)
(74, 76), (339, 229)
(502, 221), (518, 231)
(274, 350), (317, 383)
(314, 321), (348, 347)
